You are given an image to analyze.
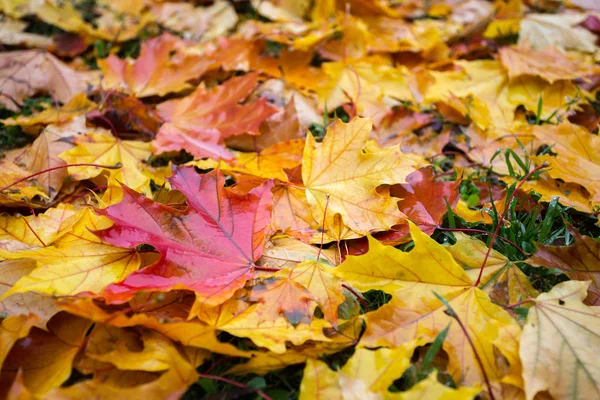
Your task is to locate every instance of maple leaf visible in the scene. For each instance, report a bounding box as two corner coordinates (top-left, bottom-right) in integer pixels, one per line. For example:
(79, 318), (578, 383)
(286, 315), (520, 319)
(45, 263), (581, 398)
(276, 260), (345, 323)
(299, 340), (429, 399)
(302, 117), (424, 239)
(271, 184), (318, 242)
(257, 235), (336, 270)
(45, 330), (201, 400)
(3, 0), (152, 43)
(530, 122), (600, 204)
(336, 223), (522, 388)
(193, 299), (334, 354)
(0, 314), (38, 367)
(527, 224), (600, 305)
(519, 13), (598, 53)
(0, 203), (77, 250)
(227, 350), (308, 376)
(81, 325), (171, 373)
(499, 44), (598, 84)
(152, 1), (238, 42)
(59, 295), (250, 358)
(519, 281), (600, 400)
(395, 370), (481, 400)
(0, 208), (141, 298)
(0, 16), (53, 49)
(315, 59), (414, 121)
(0, 260), (61, 328)
(425, 59), (582, 130)
(0, 51), (98, 111)
(508, 173), (593, 215)
(96, 167), (273, 307)
(59, 131), (158, 196)
(154, 72), (278, 160)
(193, 138), (305, 183)
(371, 166), (461, 243)
(98, 33), (213, 97)
(447, 232), (539, 306)
(1, 92), (94, 128)
(0, 312), (92, 395)
(247, 276), (316, 326)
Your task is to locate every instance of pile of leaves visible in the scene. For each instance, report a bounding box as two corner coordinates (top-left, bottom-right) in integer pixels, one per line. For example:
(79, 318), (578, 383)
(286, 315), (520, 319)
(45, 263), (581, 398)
(0, 0), (599, 399)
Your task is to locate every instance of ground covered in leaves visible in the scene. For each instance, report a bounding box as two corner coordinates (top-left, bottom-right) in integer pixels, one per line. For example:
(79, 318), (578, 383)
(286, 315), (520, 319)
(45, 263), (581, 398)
(0, 0), (599, 399)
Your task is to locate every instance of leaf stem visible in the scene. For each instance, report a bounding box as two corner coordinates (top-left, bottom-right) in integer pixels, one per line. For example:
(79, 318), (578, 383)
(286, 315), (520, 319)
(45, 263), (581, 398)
(433, 292), (496, 400)
(504, 299), (535, 309)
(474, 164), (548, 287)
(0, 162), (122, 193)
(342, 284), (369, 313)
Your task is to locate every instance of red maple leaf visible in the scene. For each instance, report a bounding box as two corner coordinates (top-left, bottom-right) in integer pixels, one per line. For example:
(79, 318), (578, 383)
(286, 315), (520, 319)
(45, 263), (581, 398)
(96, 167), (274, 307)
(153, 72), (278, 160)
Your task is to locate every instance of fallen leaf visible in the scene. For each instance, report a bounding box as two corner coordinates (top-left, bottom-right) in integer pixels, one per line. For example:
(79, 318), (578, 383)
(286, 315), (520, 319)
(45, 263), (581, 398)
(247, 276), (316, 325)
(0, 51), (97, 111)
(499, 44), (598, 83)
(2, 93), (95, 127)
(527, 224), (600, 305)
(0, 16), (53, 49)
(154, 72), (278, 160)
(45, 329), (200, 400)
(59, 131), (156, 195)
(519, 280), (600, 400)
(0, 260), (61, 328)
(447, 232), (539, 306)
(302, 117), (424, 239)
(337, 223), (521, 388)
(82, 325), (171, 372)
(0, 314), (38, 367)
(0, 208), (141, 297)
(152, 1), (238, 42)
(0, 312), (92, 395)
(519, 13), (598, 53)
(391, 166), (460, 235)
(98, 33), (213, 97)
(394, 370), (480, 399)
(58, 295), (250, 358)
(97, 167), (273, 307)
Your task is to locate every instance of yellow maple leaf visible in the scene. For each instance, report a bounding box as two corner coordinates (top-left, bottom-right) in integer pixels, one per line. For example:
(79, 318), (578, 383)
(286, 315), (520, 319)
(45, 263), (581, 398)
(520, 281), (600, 400)
(302, 117), (424, 239)
(337, 223), (522, 389)
(59, 132), (157, 195)
(0, 208), (140, 297)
